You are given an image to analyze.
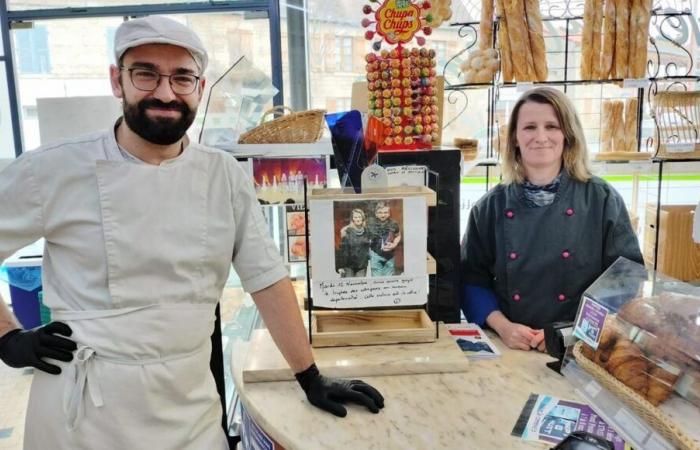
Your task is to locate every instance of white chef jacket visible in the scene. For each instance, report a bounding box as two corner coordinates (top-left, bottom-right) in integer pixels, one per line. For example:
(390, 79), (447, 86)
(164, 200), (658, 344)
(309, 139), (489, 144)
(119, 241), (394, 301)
(0, 124), (288, 449)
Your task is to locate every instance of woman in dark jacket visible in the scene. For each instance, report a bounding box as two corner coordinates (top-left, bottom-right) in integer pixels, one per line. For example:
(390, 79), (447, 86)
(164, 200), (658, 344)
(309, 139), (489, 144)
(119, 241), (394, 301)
(461, 87), (643, 351)
(337, 209), (371, 277)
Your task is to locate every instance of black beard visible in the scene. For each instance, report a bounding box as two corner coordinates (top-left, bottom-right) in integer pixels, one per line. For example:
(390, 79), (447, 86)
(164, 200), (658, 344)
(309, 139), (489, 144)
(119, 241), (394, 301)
(122, 98), (196, 145)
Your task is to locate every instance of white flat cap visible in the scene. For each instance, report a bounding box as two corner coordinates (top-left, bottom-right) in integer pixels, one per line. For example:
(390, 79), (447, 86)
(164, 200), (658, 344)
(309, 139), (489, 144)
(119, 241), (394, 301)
(114, 16), (208, 73)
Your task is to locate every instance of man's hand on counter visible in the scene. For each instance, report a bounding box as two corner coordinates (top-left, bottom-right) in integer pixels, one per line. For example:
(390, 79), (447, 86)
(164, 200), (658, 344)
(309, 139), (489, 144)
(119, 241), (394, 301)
(0, 322), (77, 374)
(295, 363), (385, 417)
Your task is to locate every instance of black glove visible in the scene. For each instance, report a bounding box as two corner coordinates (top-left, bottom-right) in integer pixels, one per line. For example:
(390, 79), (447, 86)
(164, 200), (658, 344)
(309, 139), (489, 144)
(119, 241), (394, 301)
(295, 363), (385, 417)
(0, 322), (77, 375)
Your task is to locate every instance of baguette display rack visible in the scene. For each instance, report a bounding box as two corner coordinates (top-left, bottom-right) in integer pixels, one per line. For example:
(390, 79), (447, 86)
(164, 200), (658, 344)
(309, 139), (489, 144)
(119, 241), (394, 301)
(651, 90), (700, 159)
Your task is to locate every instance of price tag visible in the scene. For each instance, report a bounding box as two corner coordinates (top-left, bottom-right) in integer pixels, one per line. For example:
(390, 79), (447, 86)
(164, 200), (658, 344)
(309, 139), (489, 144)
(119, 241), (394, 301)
(573, 296), (610, 348)
(665, 142), (695, 153)
(613, 408), (650, 443)
(516, 82), (534, 92)
(623, 78), (648, 89)
(645, 432), (675, 450)
(584, 379), (602, 398)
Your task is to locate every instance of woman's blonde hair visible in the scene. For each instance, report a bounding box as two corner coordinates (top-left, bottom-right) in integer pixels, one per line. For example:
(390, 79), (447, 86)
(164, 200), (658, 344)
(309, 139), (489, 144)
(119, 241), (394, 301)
(350, 208), (366, 224)
(502, 87), (592, 184)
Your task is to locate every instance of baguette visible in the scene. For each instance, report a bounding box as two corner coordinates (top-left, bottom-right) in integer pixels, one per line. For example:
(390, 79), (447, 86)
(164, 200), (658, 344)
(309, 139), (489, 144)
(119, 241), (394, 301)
(624, 97), (639, 152)
(581, 0), (596, 79)
(614, 0), (630, 79)
(505, 0), (537, 81)
(612, 100), (626, 151)
(524, 0), (547, 81)
(629, 0), (652, 78)
(590, 0), (604, 79)
(480, 0), (495, 51)
(600, 100), (615, 152)
(598, 0), (616, 79)
(496, 0), (513, 82)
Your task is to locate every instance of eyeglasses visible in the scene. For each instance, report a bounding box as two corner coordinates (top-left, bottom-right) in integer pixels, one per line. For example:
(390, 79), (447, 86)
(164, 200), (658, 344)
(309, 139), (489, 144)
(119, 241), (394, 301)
(120, 67), (200, 95)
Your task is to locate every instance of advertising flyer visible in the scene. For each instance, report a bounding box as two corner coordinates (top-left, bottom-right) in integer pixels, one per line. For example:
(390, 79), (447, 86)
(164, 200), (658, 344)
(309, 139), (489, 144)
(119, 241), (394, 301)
(511, 393), (632, 450)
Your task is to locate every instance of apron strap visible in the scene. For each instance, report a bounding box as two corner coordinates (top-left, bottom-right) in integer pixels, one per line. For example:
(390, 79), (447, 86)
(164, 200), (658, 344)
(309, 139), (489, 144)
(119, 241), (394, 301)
(62, 344), (207, 431)
(63, 346), (103, 432)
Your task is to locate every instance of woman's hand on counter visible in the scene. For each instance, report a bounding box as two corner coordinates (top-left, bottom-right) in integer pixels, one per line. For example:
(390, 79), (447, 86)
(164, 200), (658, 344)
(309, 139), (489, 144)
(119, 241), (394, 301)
(529, 330), (547, 352)
(295, 363), (385, 417)
(486, 311), (539, 351)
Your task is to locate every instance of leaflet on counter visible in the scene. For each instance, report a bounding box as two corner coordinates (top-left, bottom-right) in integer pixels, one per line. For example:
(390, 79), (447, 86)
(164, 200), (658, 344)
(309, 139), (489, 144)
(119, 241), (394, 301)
(511, 393), (632, 450)
(446, 323), (501, 360)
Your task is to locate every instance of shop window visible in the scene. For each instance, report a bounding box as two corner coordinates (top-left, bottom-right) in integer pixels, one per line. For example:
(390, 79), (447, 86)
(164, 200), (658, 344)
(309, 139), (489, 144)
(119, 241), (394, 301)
(434, 41), (447, 72)
(334, 36), (353, 72)
(105, 27), (117, 64)
(14, 26), (51, 74)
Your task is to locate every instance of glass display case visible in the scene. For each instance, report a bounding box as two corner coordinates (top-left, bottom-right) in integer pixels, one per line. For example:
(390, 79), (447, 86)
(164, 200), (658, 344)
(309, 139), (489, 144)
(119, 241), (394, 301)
(562, 257), (700, 450)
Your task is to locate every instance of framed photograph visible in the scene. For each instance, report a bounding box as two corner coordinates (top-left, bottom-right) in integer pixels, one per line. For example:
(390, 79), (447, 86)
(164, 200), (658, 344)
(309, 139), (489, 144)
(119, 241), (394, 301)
(252, 157), (328, 205)
(287, 236), (307, 262)
(309, 194), (427, 308)
(331, 199), (404, 278)
(285, 204), (306, 237)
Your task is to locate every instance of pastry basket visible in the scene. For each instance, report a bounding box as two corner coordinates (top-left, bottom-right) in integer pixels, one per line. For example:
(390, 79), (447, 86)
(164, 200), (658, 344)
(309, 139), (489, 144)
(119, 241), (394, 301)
(573, 340), (699, 450)
(237, 106), (326, 144)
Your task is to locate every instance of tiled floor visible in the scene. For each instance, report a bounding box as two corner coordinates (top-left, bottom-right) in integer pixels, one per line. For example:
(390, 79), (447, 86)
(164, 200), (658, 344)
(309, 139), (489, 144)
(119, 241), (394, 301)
(0, 364), (31, 449)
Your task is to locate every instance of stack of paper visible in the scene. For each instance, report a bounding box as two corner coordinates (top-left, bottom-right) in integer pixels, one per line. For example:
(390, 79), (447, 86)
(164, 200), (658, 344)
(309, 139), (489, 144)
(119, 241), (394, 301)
(446, 323), (501, 360)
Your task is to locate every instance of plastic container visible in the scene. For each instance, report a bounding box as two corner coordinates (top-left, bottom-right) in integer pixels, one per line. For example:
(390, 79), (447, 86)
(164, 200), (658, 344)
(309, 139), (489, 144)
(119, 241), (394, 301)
(562, 257), (700, 450)
(3, 256), (45, 329)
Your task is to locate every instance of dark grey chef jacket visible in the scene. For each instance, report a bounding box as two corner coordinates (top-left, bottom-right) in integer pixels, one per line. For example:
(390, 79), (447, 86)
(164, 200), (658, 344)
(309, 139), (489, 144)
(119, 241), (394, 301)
(460, 171), (644, 329)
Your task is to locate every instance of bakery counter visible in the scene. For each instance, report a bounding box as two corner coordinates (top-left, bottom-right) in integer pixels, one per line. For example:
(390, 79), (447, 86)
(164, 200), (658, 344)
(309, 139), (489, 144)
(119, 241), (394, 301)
(231, 331), (580, 449)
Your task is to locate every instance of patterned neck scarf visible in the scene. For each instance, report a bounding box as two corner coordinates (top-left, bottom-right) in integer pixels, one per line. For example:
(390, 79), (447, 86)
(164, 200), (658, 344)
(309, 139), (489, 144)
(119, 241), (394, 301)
(522, 172), (563, 207)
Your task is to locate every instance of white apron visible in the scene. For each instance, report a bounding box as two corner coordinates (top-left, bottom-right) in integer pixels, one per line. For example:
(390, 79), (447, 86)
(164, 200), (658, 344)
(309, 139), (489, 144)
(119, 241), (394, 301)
(23, 157), (228, 450)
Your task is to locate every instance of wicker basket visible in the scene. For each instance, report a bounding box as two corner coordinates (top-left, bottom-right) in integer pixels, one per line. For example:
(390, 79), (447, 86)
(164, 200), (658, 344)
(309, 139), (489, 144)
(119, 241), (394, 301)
(237, 106), (326, 144)
(652, 91), (700, 160)
(573, 341), (699, 450)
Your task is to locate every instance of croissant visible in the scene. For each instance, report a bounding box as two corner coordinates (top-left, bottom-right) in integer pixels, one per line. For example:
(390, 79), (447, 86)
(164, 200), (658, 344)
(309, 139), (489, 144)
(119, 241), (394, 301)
(642, 329), (695, 367)
(606, 339), (649, 393)
(618, 297), (664, 333)
(645, 365), (679, 406)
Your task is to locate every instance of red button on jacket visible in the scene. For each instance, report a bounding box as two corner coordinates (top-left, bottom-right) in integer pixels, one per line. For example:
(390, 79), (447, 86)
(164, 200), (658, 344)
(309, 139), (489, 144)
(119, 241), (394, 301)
(505, 210), (515, 219)
(513, 294), (521, 301)
(565, 208), (574, 216)
(509, 252), (518, 260)
(557, 294), (566, 301)
(562, 250), (571, 259)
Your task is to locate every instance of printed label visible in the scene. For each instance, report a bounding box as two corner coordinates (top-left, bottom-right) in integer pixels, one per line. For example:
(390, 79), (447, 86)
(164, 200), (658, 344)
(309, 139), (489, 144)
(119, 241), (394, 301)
(622, 78), (648, 89)
(613, 408), (649, 443)
(516, 82), (535, 92)
(573, 296), (609, 349)
(665, 142), (695, 153)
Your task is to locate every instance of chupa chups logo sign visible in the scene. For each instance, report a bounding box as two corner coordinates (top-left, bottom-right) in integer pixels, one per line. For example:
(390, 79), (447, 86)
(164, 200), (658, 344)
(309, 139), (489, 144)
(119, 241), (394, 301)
(375, 0), (421, 45)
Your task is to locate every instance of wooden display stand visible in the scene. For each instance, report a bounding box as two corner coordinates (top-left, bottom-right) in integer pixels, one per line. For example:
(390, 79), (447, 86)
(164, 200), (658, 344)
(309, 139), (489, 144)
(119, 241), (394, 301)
(644, 203), (700, 281)
(305, 185), (438, 348)
(310, 309), (434, 348)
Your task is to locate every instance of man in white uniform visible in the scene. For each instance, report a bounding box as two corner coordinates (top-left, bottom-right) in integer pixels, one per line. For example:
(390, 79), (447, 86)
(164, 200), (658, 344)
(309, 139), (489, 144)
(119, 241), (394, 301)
(0, 16), (383, 449)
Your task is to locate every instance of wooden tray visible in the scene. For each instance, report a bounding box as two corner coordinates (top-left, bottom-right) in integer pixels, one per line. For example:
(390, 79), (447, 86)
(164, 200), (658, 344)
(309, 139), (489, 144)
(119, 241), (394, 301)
(311, 308), (435, 348)
(573, 341), (699, 450)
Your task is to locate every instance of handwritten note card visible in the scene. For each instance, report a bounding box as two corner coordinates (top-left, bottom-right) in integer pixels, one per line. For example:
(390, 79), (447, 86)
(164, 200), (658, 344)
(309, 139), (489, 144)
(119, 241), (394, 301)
(386, 165), (428, 187)
(309, 195), (428, 308)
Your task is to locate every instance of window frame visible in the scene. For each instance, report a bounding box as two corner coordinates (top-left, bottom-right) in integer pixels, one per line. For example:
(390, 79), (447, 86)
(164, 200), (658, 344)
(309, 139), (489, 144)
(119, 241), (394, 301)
(2, 0), (283, 156)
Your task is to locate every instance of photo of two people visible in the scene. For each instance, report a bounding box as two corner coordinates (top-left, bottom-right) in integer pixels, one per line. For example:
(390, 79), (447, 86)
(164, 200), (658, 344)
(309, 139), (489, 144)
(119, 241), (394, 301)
(333, 199), (404, 278)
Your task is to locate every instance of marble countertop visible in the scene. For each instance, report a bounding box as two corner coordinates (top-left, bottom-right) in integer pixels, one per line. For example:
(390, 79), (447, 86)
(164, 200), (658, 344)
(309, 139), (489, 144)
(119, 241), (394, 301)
(231, 330), (578, 450)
